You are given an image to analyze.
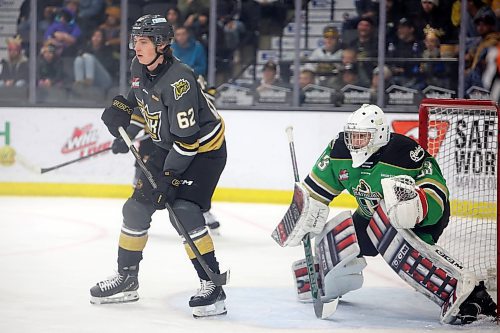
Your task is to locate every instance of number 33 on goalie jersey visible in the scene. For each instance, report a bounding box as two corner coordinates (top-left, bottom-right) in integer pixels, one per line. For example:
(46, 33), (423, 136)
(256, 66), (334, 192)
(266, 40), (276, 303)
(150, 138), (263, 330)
(128, 57), (224, 155)
(303, 132), (449, 245)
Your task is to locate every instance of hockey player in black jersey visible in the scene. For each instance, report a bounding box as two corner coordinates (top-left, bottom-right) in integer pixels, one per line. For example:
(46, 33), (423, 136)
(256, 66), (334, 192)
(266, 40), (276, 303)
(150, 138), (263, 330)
(90, 14), (227, 317)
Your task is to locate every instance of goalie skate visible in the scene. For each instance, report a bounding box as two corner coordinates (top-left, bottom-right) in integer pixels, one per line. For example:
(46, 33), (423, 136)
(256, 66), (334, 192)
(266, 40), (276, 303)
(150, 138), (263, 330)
(189, 279), (227, 318)
(90, 271), (139, 305)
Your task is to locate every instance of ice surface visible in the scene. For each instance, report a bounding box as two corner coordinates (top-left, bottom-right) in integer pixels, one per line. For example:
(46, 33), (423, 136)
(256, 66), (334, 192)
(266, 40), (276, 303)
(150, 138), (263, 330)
(0, 197), (497, 333)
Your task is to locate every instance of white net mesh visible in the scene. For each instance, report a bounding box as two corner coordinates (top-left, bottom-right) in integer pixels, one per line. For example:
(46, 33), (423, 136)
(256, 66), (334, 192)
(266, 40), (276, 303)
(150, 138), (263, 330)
(420, 102), (498, 286)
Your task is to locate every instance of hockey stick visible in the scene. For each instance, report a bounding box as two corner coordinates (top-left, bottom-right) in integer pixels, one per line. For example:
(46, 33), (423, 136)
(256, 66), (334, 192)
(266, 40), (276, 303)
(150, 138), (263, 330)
(40, 134), (149, 174)
(118, 127), (229, 286)
(285, 126), (339, 319)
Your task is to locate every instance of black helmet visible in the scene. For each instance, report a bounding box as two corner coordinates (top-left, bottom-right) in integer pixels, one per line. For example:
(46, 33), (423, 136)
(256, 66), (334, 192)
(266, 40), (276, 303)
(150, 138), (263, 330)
(129, 14), (174, 49)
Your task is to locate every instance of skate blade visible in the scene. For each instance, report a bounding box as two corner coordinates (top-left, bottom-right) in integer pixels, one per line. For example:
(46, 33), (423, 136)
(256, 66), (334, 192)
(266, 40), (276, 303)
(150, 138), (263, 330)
(90, 291), (139, 305)
(192, 300), (227, 318)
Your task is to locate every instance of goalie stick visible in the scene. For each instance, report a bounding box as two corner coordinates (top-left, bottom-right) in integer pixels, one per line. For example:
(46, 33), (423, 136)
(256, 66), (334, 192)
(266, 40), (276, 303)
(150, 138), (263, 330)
(118, 127), (229, 286)
(40, 134), (150, 174)
(280, 126), (338, 319)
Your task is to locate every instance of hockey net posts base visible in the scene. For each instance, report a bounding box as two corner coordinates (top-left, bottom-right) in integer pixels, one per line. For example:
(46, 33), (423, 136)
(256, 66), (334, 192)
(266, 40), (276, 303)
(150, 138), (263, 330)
(418, 98), (499, 320)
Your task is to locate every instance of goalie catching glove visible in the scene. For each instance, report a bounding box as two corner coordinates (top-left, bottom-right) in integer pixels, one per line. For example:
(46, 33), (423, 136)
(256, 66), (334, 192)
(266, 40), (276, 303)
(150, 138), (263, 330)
(381, 175), (428, 229)
(285, 183), (330, 247)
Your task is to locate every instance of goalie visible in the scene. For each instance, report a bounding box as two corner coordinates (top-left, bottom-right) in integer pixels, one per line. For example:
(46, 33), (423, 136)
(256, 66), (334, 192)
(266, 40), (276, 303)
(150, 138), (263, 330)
(274, 104), (497, 324)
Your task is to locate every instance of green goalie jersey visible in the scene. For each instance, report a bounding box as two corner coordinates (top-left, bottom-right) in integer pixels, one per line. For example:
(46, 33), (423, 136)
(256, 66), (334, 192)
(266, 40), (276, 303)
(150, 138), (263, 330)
(303, 132), (449, 244)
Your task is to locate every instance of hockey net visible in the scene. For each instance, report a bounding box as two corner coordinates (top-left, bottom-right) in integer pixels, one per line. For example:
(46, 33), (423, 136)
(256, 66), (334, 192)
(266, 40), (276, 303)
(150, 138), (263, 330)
(418, 99), (498, 304)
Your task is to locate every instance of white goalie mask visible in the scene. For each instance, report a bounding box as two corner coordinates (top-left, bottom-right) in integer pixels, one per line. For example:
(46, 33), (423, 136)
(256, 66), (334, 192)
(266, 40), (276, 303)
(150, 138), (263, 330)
(344, 104), (390, 168)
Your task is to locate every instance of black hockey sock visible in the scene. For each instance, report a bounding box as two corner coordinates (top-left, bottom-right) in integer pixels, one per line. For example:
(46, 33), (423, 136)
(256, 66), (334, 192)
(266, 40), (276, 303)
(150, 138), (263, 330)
(191, 251), (220, 281)
(117, 247), (142, 274)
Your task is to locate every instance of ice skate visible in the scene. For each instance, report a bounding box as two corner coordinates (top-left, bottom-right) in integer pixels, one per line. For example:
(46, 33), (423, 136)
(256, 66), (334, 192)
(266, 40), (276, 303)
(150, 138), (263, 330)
(203, 211), (221, 236)
(457, 282), (497, 324)
(90, 269), (139, 305)
(189, 279), (227, 318)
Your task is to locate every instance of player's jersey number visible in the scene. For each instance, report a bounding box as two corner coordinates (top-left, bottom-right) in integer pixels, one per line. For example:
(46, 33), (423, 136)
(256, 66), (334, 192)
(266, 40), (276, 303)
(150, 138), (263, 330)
(177, 108), (196, 128)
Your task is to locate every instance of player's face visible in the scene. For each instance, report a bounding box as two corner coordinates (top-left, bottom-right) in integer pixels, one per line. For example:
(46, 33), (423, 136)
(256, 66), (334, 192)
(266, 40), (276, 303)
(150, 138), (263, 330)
(133, 36), (157, 65)
(349, 131), (371, 149)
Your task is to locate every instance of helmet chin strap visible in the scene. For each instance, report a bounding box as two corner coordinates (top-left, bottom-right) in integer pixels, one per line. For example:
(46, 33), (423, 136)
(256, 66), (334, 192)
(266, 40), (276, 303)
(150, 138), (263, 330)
(144, 49), (163, 67)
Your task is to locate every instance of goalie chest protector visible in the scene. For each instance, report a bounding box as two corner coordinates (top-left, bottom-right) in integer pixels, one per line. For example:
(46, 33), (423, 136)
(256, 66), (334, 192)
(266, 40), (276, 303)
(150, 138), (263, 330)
(324, 133), (434, 219)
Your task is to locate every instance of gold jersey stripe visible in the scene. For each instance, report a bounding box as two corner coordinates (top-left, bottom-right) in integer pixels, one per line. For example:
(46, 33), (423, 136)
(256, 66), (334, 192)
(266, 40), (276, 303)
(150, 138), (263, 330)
(184, 233), (214, 259)
(175, 140), (200, 152)
(131, 114), (146, 124)
(310, 171), (342, 196)
(119, 232), (148, 251)
(199, 119), (225, 153)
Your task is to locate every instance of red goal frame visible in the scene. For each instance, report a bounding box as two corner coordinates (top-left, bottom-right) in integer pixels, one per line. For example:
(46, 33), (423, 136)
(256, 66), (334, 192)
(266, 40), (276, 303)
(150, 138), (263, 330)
(418, 98), (499, 321)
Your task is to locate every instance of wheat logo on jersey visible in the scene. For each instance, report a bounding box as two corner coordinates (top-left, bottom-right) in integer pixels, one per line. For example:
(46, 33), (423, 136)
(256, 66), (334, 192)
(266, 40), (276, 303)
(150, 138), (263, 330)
(136, 98), (162, 141)
(131, 77), (140, 88)
(410, 145), (425, 162)
(171, 78), (190, 100)
(338, 169), (349, 181)
(352, 179), (382, 216)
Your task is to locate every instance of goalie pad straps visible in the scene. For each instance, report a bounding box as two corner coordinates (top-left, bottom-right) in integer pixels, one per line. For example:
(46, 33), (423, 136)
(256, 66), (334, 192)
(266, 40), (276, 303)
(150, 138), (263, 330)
(293, 211), (364, 302)
(367, 201), (476, 324)
(271, 183), (329, 247)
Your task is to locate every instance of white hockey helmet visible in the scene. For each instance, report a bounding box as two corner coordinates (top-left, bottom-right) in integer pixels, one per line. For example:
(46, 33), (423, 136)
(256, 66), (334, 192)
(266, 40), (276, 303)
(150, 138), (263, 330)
(344, 104), (390, 168)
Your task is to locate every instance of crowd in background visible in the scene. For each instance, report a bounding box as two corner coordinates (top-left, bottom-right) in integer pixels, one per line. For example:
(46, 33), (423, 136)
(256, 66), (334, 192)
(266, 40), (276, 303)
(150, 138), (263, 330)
(0, 0), (499, 105)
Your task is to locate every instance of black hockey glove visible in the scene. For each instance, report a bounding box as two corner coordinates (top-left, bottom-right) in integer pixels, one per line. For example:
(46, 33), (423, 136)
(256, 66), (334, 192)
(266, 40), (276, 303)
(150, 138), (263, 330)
(151, 170), (181, 210)
(111, 138), (129, 154)
(101, 95), (134, 138)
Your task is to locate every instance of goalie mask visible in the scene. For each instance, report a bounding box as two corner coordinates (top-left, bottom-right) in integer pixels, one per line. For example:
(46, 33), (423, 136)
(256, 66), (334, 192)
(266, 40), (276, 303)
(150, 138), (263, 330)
(344, 104), (390, 168)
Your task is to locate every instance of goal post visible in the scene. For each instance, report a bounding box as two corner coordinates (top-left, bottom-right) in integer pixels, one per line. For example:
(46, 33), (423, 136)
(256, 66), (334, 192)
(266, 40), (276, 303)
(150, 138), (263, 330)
(418, 98), (498, 315)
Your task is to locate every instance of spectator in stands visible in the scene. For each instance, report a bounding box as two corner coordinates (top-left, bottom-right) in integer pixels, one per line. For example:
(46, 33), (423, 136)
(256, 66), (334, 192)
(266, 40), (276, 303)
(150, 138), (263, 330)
(98, 6), (121, 52)
(299, 69), (316, 104)
(218, 1), (246, 60)
(17, 0), (62, 51)
(178, 0), (209, 21)
(38, 43), (64, 88)
(307, 25), (342, 76)
(482, 39), (500, 101)
(325, 63), (364, 91)
(412, 0), (457, 43)
(369, 65), (393, 103)
(76, 0), (106, 40)
(171, 26), (208, 77)
(389, 17), (425, 89)
(419, 27), (453, 88)
(0, 36), (29, 88)
(166, 6), (183, 30)
(343, 0), (379, 31)
(331, 48), (370, 88)
(73, 28), (116, 90)
(465, 6), (500, 90)
(44, 7), (82, 56)
(186, 8), (210, 48)
(385, 0), (403, 44)
(239, 0), (261, 44)
(348, 17), (378, 76)
(256, 60), (282, 92)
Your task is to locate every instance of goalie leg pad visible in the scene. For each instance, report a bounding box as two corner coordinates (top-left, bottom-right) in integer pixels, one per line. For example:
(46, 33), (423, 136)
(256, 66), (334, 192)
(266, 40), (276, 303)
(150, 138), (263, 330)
(292, 211), (366, 302)
(322, 257), (366, 301)
(368, 201), (476, 324)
